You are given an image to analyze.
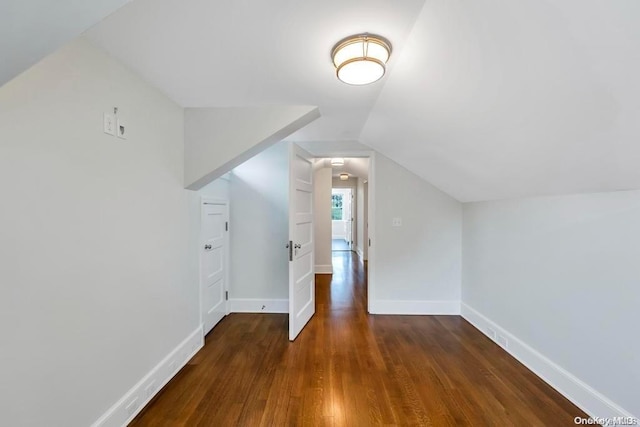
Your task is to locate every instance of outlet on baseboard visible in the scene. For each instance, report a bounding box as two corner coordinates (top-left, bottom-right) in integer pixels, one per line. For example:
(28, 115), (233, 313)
(144, 380), (156, 399)
(125, 397), (139, 417)
(497, 334), (508, 349)
(487, 327), (497, 340)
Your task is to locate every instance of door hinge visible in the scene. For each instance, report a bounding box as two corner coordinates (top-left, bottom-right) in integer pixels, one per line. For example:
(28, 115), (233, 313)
(225, 291), (229, 301)
(225, 221), (228, 231)
(368, 238), (371, 247)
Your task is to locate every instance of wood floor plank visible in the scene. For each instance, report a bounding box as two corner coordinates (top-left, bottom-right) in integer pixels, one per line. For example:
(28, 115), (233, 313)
(131, 251), (588, 426)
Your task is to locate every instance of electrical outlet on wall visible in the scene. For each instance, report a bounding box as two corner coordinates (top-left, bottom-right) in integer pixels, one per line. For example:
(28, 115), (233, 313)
(392, 217), (402, 227)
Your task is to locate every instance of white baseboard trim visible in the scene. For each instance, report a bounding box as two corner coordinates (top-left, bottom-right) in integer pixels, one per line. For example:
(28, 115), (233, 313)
(92, 326), (204, 427)
(461, 303), (636, 420)
(369, 299), (460, 315)
(229, 298), (288, 313)
(355, 246), (364, 260)
(315, 264), (333, 274)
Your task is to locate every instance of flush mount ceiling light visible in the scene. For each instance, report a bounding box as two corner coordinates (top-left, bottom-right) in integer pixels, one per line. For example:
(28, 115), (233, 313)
(330, 158), (345, 166)
(339, 173), (349, 181)
(331, 34), (391, 85)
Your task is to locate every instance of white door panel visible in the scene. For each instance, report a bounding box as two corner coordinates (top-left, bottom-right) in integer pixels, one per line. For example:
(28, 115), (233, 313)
(288, 144), (315, 341)
(201, 201), (228, 335)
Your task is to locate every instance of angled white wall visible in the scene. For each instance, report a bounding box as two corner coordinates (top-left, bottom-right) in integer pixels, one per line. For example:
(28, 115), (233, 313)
(184, 106), (319, 190)
(228, 142), (289, 313)
(462, 190), (640, 419)
(370, 153), (462, 314)
(0, 38), (197, 426)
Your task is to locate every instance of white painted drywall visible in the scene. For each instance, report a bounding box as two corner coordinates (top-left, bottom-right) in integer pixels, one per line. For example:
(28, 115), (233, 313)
(0, 38), (195, 426)
(356, 178), (368, 260)
(229, 141), (289, 300)
(332, 176), (358, 188)
(0, 0), (132, 87)
(371, 153), (462, 313)
(199, 175), (230, 200)
(462, 190), (640, 418)
(184, 106), (319, 189)
(313, 165), (332, 273)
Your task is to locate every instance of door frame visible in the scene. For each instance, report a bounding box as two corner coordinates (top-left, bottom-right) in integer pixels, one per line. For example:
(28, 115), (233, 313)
(200, 196), (230, 334)
(307, 150), (376, 314)
(330, 187), (354, 249)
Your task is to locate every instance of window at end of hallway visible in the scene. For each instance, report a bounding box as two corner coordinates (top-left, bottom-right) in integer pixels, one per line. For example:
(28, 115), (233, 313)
(332, 194), (343, 220)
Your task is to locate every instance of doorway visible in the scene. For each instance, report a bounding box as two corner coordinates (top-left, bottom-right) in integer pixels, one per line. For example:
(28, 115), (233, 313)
(331, 188), (353, 251)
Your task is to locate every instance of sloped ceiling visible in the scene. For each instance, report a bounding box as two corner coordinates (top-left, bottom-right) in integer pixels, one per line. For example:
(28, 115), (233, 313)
(0, 0), (132, 87)
(77, 0), (640, 201)
(361, 0), (640, 202)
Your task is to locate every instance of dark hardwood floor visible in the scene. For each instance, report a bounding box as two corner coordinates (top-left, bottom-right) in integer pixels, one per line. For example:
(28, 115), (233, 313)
(131, 252), (587, 426)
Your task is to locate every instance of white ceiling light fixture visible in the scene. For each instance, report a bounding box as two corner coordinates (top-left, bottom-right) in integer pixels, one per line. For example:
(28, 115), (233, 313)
(332, 34), (391, 85)
(330, 158), (345, 166)
(339, 173), (349, 181)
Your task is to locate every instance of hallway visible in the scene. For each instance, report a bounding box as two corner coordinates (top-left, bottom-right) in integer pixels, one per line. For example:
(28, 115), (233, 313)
(131, 252), (586, 426)
(331, 238), (351, 251)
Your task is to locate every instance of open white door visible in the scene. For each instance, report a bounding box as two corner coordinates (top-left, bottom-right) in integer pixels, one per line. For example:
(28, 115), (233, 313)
(288, 143), (315, 341)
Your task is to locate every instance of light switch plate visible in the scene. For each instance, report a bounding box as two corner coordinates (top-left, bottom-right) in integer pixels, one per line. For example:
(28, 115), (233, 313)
(103, 113), (115, 136)
(392, 217), (402, 227)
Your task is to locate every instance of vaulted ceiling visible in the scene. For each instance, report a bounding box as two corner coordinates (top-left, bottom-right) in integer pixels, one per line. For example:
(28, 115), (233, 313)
(0, 0), (132, 86)
(5, 0), (640, 202)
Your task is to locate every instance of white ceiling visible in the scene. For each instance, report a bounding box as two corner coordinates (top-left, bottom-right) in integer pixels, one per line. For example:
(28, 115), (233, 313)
(0, 0), (132, 87)
(14, 0), (640, 202)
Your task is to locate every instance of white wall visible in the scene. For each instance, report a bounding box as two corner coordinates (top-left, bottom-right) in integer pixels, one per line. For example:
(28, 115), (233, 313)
(370, 153), (462, 314)
(199, 175), (230, 200)
(462, 190), (640, 419)
(0, 38), (196, 426)
(228, 141), (289, 311)
(313, 165), (332, 274)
